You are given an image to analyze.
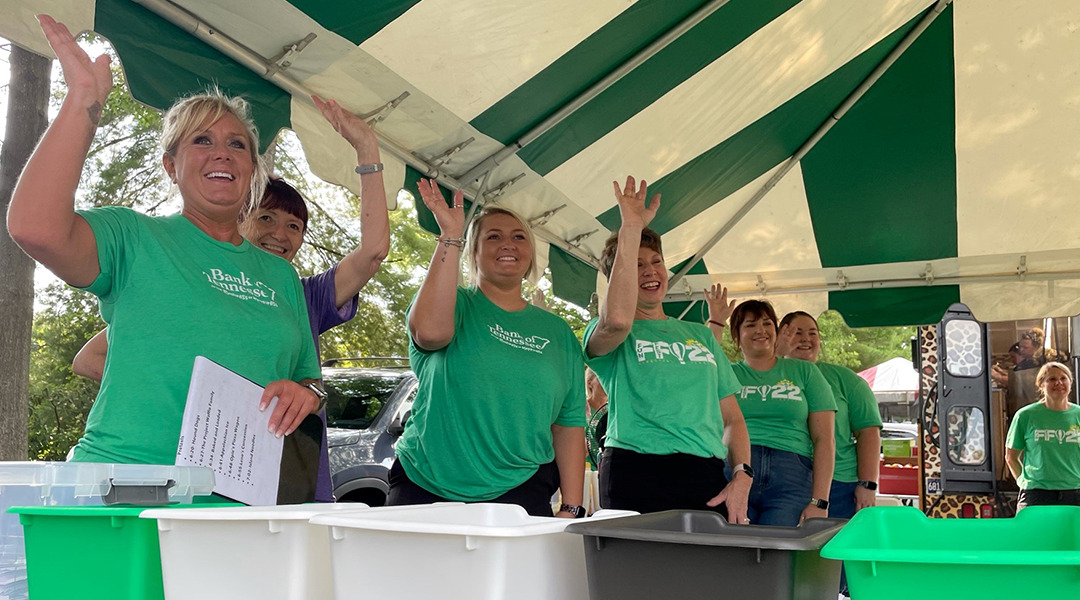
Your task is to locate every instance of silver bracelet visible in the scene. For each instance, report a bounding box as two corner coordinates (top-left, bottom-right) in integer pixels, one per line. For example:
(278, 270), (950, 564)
(438, 237), (465, 248)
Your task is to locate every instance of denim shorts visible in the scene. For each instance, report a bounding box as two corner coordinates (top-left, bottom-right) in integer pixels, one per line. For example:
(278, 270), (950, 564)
(726, 445), (813, 527)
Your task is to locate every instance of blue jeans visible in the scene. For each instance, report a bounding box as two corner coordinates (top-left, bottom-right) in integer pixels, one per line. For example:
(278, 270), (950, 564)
(726, 445), (813, 527)
(828, 480), (858, 519)
(828, 480), (858, 596)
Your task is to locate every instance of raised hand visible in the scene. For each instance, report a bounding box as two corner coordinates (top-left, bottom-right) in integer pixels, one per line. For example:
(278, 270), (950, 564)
(417, 178), (464, 239)
(704, 283), (736, 326)
(37, 15), (112, 122)
(311, 95), (380, 161)
(612, 175), (660, 229)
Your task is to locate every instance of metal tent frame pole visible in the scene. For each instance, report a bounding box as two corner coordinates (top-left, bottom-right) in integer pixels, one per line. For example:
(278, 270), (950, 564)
(129, 0), (602, 268)
(454, 0), (735, 186)
(669, 0), (954, 312)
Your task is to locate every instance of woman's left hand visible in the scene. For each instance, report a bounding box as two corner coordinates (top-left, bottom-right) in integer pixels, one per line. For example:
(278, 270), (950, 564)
(706, 473), (751, 524)
(312, 95), (380, 161)
(260, 380), (321, 437)
(800, 504), (827, 523)
(854, 485), (876, 512)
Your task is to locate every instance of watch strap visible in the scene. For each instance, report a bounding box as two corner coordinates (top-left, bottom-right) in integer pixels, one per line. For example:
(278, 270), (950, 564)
(857, 480), (878, 491)
(304, 382), (328, 412)
(732, 463), (754, 479)
(808, 497), (830, 510)
(355, 163), (384, 175)
(559, 504), (586, 518)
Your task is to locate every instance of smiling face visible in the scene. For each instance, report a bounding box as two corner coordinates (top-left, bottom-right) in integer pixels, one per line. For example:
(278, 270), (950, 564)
(474, 212), (533, 285)
(239, 208), (304, 262)
(636, 245), (668, 309)
(737, 311), (778, 360)
(163, 113), (255, 221)
(1038, 365), (1073, 402)
(779, 314), (820, 362)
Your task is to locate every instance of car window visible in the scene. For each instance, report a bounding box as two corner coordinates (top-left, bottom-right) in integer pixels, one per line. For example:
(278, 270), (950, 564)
(323, 370), (405, 430)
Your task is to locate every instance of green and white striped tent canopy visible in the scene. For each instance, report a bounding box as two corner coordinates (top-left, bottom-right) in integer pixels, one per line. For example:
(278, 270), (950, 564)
(5, 0), (1079, 326)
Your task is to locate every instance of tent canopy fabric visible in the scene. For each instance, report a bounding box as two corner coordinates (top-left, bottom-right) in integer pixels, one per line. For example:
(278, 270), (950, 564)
(4, 0), (1079, 327)
(858, 357), (919, 393)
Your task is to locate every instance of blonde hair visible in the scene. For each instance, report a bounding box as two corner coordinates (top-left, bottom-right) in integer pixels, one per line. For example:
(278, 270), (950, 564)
(463, 206), (538, 286)
(1036, 361), (1073, 394)
(161, 88), (266, 216)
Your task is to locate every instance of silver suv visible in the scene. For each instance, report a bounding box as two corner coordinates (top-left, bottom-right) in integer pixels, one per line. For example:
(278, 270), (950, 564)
(323, 358), (417, 505)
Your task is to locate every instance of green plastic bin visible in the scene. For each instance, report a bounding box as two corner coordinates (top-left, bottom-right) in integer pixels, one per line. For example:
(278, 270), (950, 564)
(10, 503), (237, 600)
(821, 506), (1080, 599)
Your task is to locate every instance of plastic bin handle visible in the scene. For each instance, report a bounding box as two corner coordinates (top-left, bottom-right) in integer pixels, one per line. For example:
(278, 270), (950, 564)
(105, 478), (176, 505)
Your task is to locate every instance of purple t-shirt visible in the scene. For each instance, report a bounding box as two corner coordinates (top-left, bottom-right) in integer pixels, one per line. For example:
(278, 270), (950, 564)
(302, 266), (359, 502)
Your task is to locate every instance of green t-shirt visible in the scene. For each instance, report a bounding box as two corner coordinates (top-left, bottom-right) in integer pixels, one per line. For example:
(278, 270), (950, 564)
(732, 357), (837, 458)
(398, 287), (586, 501)
(583, 318), (742, 459)
(1006, 402), (1080, 490)
(72, 207), (321, 465)
(816, 362), (882, 482)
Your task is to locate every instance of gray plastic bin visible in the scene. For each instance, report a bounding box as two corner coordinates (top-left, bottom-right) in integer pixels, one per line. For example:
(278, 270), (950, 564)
(565, 511), (845, 600)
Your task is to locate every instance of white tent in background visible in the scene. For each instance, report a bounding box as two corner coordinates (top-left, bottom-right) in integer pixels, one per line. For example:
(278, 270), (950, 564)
(858, 357), (919, 406)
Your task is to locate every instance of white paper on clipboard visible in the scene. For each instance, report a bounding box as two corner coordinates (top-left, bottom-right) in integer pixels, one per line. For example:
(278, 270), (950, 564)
(175, 356), (282, 505)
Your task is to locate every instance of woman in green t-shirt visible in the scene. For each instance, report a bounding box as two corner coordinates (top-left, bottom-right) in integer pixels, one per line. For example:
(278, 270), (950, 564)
(388, 180), (587, 518)
(585, 176), (752, 520)
(1006, 362), (1080, 511)
(777, 311), (882, 520)
(718, 299), (836, 526)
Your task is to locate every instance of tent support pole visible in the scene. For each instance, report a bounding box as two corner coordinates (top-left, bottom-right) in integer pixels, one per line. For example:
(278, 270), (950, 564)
(128, 0), (602, 268)
(664, 268), (1080, 302)
(667, 0), (953, 290)
(454, 0), (735, 186)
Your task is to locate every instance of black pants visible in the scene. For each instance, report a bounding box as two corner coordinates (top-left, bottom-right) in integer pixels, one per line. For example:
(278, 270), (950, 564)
(1018, 487), (1080, 510)
(599, 447), (729, 517)
(386, 459), (560, 517)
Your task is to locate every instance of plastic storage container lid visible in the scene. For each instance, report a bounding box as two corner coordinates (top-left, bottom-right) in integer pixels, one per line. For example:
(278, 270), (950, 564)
(566, 510), (846, 550)
(821, 505), (1080, 566)
(0, 462), (215, 505)
(310, 503), (629, 538)
(140, 502), (370, 522)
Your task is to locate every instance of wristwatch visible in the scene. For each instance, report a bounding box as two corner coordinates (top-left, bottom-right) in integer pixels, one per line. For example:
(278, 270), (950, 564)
(304, 382), (328, 412)
(732, 463), (755, 479)
(559, 504), (586, 518)
(355, 163), (384, 175)
(808, 497), (830, 510)
(856, 480), (878, 491)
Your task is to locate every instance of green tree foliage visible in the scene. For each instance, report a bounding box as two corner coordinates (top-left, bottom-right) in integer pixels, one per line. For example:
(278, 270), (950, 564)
(28, 284), (103, 460)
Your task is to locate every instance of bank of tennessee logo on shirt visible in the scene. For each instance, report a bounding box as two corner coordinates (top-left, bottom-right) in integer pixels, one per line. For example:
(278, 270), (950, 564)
(489, 323), (550, 354)
(202, 268), (279, 307)
(635, 338), (716, 365)
(1033, 425), (1080, 444)
(738, 379), (805, 402)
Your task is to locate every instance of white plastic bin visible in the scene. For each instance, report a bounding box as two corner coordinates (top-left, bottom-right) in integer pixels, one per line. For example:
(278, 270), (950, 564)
(310, 503), (635, 600)
(0, 462), (214, 600)
(141, 503), (372, 600)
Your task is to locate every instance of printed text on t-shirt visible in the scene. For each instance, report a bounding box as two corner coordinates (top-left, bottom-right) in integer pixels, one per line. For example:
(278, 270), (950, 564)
(635, 339), (716, 365)
(738, 380), (805, 402)
(203, 268), (279, 307)
(489, 323), (550, 354)
(1033, 427), (1080, 444)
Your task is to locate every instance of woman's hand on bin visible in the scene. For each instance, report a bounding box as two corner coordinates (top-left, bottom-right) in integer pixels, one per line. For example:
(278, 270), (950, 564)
(800, 504), (827, 523)
(706, 471), (751, 524)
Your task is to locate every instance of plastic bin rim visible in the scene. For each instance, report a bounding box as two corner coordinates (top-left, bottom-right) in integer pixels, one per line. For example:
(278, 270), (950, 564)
(564, 510), (847, 551)
(140, 502), (372, 522)
(309, 508), (635, 538)
(819, 548), (1080, 565)
(9, 502), (239, 517)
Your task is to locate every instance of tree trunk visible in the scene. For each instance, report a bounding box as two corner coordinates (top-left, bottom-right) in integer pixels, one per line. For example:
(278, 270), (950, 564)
(0, 46), (51, 460)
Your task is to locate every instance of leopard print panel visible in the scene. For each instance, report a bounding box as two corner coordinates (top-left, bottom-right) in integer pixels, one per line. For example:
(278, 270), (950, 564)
(920, 323), (999, 518)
